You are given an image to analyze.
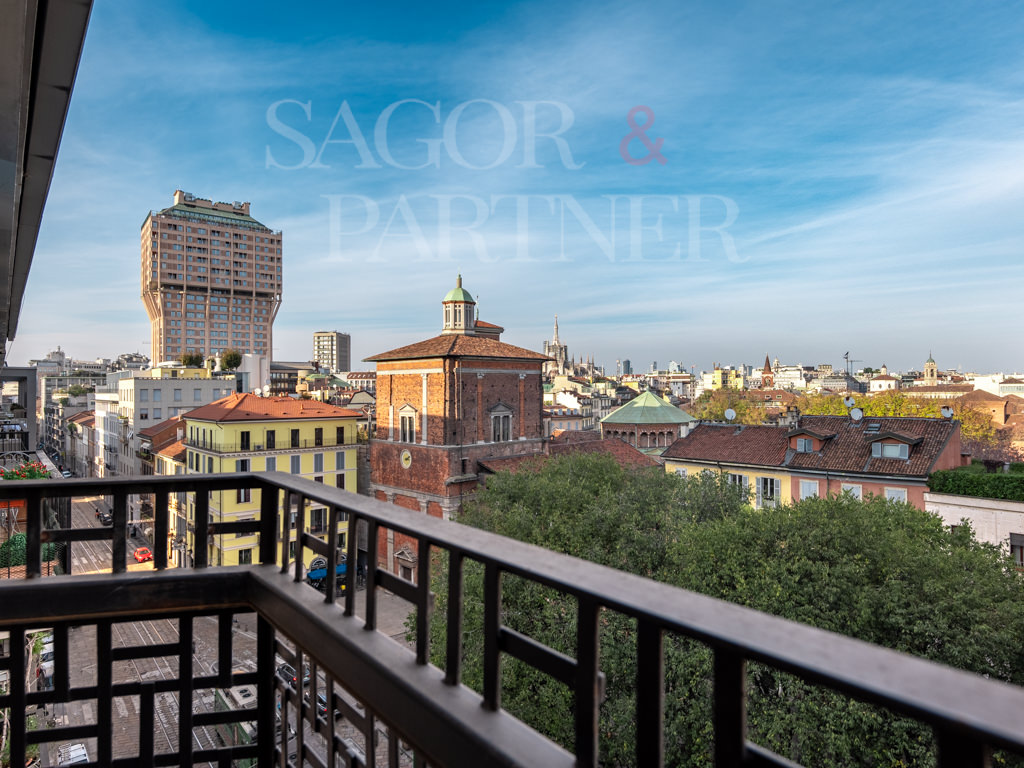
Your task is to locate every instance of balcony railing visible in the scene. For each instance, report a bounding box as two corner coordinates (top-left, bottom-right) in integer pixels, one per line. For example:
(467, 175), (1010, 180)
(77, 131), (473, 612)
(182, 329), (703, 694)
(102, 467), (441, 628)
(183, 437), (354, 453)
(2, 473), (1024, 766)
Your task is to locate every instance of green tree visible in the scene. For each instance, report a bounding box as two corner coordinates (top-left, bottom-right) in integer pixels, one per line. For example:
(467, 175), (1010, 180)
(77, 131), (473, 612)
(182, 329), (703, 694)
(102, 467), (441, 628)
(220, 348), (243, 370)
(428, 455), (1024, 767)
(692, 388), (759, 424)
(179, 352), (204, 367)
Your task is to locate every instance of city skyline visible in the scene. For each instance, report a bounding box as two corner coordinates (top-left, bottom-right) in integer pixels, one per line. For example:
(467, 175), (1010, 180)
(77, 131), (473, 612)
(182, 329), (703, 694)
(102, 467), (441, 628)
(9, 0), (1024, 372)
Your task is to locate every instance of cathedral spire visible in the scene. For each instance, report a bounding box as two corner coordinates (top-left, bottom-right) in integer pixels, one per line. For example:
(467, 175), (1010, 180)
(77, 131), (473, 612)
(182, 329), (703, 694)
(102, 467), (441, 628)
(553, 314), (560, 344)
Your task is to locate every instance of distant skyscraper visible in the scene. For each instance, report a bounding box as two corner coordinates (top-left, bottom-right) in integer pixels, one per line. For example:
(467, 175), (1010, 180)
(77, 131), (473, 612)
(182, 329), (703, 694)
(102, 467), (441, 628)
(313, 331), (351, 373)
(622, 359), (632, 375)
(142, 190), (282, 363)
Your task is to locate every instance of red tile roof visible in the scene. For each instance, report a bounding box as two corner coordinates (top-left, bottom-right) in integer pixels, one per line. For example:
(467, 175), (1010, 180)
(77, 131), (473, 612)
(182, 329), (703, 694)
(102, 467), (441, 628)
(184, 393), (362, 422)
(365, 334), (550, 363)
(664, 415), (958, 479)
(663, 424), (789, 466)
(907, 384), (973, 393)
(138, 415), (181, 438)
(474, 320), (503, 330)
(156, 440), (187, 462)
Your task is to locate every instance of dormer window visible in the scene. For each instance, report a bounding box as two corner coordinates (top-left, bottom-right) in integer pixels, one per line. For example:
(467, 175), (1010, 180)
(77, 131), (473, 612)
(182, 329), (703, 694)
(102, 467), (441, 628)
(796, 437), (813, 453)
(873, 442), (909, 459)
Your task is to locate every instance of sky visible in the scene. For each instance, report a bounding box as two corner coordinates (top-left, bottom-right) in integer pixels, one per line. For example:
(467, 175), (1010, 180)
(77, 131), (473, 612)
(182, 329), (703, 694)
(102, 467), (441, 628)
(11, 0), (1024, 374)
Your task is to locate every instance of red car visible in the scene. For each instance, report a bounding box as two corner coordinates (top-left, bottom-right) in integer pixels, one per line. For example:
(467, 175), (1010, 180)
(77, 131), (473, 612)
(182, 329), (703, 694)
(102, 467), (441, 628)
(133, 547), (153, 563)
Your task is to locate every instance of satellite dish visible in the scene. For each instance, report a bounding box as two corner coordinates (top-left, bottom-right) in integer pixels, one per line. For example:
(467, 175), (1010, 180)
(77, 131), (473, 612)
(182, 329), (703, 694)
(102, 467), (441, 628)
(724, 408), (737, 422)
(262, 385), (271, 395)
(940, 405), (954, 419)
(850, 407), (864, 422)
(843, 396), (856, 408)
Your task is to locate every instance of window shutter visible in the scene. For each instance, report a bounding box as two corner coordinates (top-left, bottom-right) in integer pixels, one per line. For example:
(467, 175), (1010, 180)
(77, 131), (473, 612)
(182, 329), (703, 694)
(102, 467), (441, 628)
(1010, 533), (1024, 547)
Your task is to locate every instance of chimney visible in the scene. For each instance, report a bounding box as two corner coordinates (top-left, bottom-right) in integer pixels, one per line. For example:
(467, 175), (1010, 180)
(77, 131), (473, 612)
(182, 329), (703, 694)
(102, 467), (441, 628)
(779, 405), (800, 428)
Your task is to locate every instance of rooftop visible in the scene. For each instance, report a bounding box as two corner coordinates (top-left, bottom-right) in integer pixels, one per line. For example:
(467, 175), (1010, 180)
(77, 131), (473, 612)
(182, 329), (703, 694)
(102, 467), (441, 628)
(184, 392), (362, 422)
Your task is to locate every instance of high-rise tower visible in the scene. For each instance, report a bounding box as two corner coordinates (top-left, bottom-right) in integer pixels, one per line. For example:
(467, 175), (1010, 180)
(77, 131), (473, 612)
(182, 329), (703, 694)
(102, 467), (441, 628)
(141, 190), (282, 363)
(313, 331), (351, 373)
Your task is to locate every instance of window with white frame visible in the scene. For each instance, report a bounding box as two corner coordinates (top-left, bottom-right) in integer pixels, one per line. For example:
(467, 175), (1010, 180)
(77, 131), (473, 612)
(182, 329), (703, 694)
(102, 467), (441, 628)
(799, 479), (819, 499)
(336, 451), (345, 470)
(400, 414), (415, 443)
(674, 467), (687, 477)
(872, 442), (909, 459)
(884, 487), (908, 503)
(265, 456), (276, 472)
(290, 455), (301, 474)
(756, 477), (780, 508)
(796, 437), (813, 453)
(841, 483), (862, 499)
(314, 453), (324, 472)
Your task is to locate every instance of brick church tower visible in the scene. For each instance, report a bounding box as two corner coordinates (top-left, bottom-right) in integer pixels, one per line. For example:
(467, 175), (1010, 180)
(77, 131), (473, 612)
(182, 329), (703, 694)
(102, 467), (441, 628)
(365, 277), (549, 577)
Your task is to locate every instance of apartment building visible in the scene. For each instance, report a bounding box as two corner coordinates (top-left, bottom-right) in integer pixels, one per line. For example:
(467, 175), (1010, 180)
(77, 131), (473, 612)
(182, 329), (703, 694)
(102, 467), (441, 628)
(180, 393), (361, 567)
(313, 331), (351, 373)
(141, 190), (282, 363)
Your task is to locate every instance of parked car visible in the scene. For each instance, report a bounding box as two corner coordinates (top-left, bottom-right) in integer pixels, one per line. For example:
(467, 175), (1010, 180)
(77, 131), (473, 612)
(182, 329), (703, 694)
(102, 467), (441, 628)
(133, 547), (153, 562)
(98, 511), (112, 526)
(61, 470), (73, 478)
(276, 662), (310, 688)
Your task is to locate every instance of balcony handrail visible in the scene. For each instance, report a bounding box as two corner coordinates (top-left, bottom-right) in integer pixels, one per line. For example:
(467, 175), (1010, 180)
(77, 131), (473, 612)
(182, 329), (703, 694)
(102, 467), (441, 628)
(2, 473), (1023, 766)
(182, 437), (354, 452)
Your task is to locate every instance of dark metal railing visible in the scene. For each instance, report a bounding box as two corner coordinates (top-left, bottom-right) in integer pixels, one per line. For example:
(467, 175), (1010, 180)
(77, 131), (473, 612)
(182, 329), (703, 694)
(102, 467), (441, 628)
(1, 473), (1023, 767)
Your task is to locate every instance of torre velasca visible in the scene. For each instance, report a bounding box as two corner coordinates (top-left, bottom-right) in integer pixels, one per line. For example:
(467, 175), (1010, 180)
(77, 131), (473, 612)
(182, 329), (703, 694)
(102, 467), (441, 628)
(141, 190), (282, 363)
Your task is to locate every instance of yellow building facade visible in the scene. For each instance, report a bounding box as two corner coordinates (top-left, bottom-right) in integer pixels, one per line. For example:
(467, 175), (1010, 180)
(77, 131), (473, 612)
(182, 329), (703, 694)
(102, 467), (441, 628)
(179, 393), (361, 568)
(663, 457), (791, 509)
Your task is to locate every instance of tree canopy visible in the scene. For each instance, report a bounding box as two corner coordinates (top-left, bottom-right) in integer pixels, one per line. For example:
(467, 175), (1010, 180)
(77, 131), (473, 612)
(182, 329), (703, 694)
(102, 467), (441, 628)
(691, 388), (760, 424)
(179, 352), (204, 367)
(428, 454), (1024, 767)
(795, 391), (996, 444)
(219, 348), (243, 370)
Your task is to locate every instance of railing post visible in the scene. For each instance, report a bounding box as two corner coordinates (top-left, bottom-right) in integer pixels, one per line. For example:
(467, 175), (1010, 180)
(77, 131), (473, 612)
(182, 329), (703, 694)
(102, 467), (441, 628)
(416, 537), (430, 665)
(194, 490), (209, 568)
(26, 489), (42, 577)
(112, 490), (127, 573)
(259, 480), (277, 565)
(482, 561), (502, 711)
(444, 550), (464, 686)
(937, 730), (991, 768)
(179, 616), (194, 768)
(575, 599), (601, 768)
(154, 489), (169, 569)
(714, 648), (747, 766)
(636, 620), (664, 767)
(256, 616), (276, 768)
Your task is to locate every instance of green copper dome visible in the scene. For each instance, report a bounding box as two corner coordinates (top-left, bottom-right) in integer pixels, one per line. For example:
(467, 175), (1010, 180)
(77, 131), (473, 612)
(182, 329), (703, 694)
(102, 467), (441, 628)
(443, 274), (475, 303)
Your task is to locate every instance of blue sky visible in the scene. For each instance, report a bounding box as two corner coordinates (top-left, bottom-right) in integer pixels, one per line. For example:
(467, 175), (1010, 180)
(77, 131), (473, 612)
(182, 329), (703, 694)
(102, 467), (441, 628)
(12, 0), (1024, 374)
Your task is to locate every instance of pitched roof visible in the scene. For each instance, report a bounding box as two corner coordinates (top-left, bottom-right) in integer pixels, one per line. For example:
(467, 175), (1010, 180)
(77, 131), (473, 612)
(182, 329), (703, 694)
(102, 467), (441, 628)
(184, 393), (362, 423)
(474, 320), (503, 330)
(601, 391), (695, 425)
(664, 415), (957, 478)
(957, 389), (1006, 404)
(156, 439), (187, 462)
(662, 424), (789, 466)
(786, 415), (954, 477)
(908, 384), (973, 393)
(138, 415), (182, 438)
(365, 334), (550, 363)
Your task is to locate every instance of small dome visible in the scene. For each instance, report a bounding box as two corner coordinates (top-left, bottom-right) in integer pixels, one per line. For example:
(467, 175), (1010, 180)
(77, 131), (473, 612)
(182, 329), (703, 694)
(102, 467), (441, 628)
(443, 274), (475, 304)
